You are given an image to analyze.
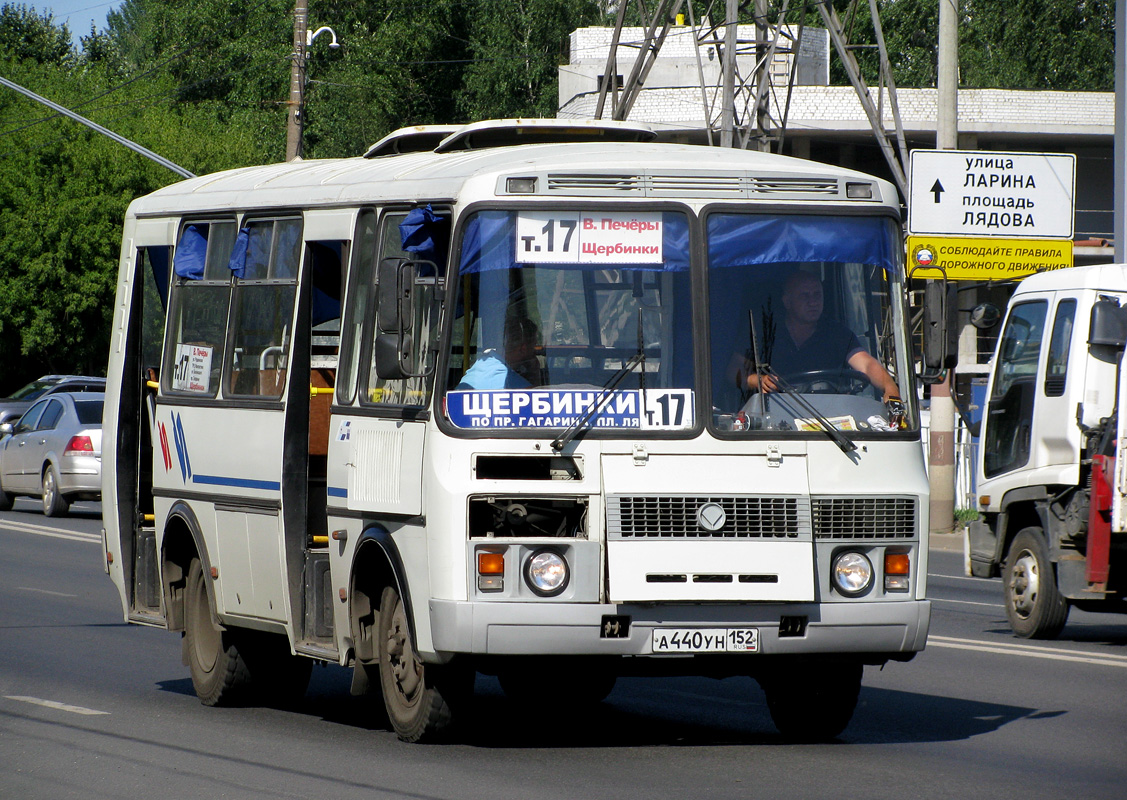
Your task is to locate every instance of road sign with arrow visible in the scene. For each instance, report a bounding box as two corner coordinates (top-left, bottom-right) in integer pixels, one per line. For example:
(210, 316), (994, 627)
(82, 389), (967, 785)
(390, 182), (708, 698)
(908, 150), (1075, 240)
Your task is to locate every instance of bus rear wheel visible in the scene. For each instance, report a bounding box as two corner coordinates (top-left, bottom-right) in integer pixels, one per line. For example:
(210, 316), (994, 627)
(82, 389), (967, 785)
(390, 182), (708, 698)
(377, 585), (467, 742)
(184, 558), (252, 706)
(758, 660), (862, 742)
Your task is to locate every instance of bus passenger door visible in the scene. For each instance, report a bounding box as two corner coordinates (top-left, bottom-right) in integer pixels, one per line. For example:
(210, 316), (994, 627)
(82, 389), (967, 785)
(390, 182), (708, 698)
(111, 242), (168, 622)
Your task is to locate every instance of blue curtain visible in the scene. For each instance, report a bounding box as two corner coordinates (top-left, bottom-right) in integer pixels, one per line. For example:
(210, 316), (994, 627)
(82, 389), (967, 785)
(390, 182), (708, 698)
(707, 214), (899, 273)
(172, 224), (207, 279)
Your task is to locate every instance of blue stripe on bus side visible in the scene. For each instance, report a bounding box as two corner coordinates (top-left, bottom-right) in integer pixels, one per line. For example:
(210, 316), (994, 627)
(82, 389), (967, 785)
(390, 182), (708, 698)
(191, 475), (282, 491)
(327, 487), (347, 498)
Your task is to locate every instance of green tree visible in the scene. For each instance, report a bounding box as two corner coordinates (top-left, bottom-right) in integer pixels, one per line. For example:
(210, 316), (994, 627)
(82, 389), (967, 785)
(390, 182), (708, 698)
(0, 3), (73, 66)
(459, 0), (600, 120)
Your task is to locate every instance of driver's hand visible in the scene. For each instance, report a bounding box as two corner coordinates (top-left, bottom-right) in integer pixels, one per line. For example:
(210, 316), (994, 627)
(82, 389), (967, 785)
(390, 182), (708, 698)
(748, 372), (778, 394)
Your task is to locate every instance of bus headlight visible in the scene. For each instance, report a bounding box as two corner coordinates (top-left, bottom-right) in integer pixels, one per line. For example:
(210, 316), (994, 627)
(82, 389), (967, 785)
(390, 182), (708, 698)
(831, 551), (873, 596)
(524, 549), (569, 597)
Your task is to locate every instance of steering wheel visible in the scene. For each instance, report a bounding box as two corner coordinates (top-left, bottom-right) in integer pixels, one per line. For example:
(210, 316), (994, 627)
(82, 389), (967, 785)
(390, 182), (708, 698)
(777, 368), (870, 395)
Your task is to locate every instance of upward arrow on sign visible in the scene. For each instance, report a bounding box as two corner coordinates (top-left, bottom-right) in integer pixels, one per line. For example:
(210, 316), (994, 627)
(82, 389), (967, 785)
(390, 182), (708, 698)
(930, 179), (945, 202)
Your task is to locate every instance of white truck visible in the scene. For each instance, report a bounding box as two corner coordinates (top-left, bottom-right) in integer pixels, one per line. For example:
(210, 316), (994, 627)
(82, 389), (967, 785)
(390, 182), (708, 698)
(969, 263), (1127, 637)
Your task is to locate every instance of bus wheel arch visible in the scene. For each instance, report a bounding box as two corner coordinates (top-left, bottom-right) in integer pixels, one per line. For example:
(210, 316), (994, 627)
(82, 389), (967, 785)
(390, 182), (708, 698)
(349, 529), (409, 666)
(161, 503), (210, 634)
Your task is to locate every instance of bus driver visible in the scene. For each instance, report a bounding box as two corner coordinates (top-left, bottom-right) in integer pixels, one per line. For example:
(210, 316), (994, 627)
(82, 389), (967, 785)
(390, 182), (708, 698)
(735, 270), (901, 404)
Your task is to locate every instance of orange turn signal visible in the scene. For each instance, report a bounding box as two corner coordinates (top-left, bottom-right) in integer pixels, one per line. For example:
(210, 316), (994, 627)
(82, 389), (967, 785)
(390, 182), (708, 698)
(478, 552), (505, 575)
(884, 553), (910, 575)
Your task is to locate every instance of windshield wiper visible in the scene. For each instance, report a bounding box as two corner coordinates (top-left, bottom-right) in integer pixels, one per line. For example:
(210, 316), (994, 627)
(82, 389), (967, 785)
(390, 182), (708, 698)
(745, 309), (854, 456)
(764, 374), (857, 456)
(552, 310), (646, 452)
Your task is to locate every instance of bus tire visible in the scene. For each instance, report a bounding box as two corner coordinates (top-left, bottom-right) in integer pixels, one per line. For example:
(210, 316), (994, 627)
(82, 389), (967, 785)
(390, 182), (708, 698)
(1004, 527), (1069, 639)
(238, 630), (312, 708)
(184, 558), (251, 706)
(377, 584), (465, 742)
(0, 490), (13, 511)
(499, 669), (616, 705)
(759, 661), (862, 742)
(42, 464), (69, 517)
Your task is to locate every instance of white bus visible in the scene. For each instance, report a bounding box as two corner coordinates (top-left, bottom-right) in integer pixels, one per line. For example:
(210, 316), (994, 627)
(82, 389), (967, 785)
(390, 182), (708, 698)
(102, 119), (932, 742)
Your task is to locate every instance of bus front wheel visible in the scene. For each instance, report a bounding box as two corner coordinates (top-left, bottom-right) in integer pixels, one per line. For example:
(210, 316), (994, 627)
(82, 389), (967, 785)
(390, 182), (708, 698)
(184, 558), (251, 706)
(758, 660), (862, 742)
(377, 584), (467, 742)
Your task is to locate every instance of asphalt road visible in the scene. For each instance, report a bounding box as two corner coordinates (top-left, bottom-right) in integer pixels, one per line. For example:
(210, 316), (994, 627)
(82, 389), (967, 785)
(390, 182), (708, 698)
(2, 501), (1125, 800)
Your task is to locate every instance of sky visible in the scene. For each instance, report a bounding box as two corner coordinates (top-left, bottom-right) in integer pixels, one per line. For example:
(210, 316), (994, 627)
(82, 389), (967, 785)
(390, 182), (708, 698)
(42, 1), (119, 42)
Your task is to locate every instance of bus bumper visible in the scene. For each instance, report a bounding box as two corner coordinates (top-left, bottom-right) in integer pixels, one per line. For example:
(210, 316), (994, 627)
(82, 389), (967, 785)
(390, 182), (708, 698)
(429, 598), (931, 657)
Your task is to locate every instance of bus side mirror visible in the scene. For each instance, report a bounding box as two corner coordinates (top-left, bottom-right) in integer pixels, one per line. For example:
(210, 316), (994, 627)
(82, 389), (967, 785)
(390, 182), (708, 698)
(375, 258), (414, 380)
(918, 278), (958, 382)
(377, 258), (414, 334)
(1088, 299), (1127, 351)
(374, 257), (442, 380)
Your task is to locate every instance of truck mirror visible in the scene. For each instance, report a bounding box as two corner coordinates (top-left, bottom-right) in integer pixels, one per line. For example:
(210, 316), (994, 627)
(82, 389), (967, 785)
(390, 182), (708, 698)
(1088, 300), (1127, 350)
(970, 302), (1001, 330)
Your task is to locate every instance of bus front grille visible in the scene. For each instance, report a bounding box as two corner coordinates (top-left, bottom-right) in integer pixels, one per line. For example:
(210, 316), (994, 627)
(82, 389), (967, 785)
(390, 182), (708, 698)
(607, 496), (807, 539)
(812, 497), (917, 539)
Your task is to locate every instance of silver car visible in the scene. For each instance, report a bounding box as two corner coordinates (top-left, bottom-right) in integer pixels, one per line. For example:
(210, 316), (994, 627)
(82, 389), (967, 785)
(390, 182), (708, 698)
(0, 392), (104, 516)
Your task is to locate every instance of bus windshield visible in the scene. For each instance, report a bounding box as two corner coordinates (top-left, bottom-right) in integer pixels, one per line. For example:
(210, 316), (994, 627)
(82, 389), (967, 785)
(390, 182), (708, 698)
(444, 208), (694, 433)
(707, 213), (914, 434)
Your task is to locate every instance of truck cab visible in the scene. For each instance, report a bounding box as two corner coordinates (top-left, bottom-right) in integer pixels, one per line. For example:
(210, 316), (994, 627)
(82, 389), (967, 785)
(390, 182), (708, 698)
(970, 263), (1127, 637)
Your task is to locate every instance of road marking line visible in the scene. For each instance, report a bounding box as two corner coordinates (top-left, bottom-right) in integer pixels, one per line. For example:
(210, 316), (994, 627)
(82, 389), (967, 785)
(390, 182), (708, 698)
(930, 597), (999, 608)
(16, 586), (78, 598)
(929, 573), (989, 583)
(928, 635), (1127, 668)
(0, 522), (99, 543)
(4, 696), (109, 715)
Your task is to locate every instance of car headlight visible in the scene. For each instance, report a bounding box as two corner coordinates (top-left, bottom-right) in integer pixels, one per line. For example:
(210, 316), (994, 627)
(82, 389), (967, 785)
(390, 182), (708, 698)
(524, 549), (569, 597)
(831, 551), (873, 597)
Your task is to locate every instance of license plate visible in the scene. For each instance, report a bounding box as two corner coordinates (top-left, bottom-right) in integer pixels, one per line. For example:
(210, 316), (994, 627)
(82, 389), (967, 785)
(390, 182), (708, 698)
(651, 627), (759, 653)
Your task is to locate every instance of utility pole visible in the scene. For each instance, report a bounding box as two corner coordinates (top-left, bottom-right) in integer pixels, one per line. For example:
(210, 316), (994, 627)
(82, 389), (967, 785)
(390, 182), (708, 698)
(720, 0), (738, 147)
(286, 0), (309, 161)
(929, 0), (959, 534)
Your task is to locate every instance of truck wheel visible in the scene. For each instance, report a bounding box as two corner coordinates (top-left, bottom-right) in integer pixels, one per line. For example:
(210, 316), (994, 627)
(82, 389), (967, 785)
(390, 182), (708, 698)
(184, 558), (252, 706)
(758, 661), (862, 742)
(1004, 527), (1069, 639)
(377, 584), (469, 742)
(0, 490), (13, 511)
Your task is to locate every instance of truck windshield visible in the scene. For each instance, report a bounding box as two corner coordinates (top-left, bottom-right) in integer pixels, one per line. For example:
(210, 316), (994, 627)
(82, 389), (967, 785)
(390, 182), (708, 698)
(707, 213), (915, 435)
(444, 208), (694, 433)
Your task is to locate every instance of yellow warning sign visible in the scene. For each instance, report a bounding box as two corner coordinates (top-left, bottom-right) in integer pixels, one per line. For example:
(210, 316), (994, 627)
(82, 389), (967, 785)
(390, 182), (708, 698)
(906, 235), (1074, 281)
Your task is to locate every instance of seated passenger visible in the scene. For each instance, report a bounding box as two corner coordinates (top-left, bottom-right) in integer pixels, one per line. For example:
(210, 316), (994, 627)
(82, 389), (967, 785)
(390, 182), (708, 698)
(456, 316), (542, 390)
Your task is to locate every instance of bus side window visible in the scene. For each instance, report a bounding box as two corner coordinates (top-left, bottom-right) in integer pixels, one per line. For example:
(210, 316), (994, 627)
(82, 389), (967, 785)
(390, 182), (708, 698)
(226, 218), (302, 399)
(363, 207), (448, 408)
(338, 210), (378, 406)
(164, 221), (237, 397)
